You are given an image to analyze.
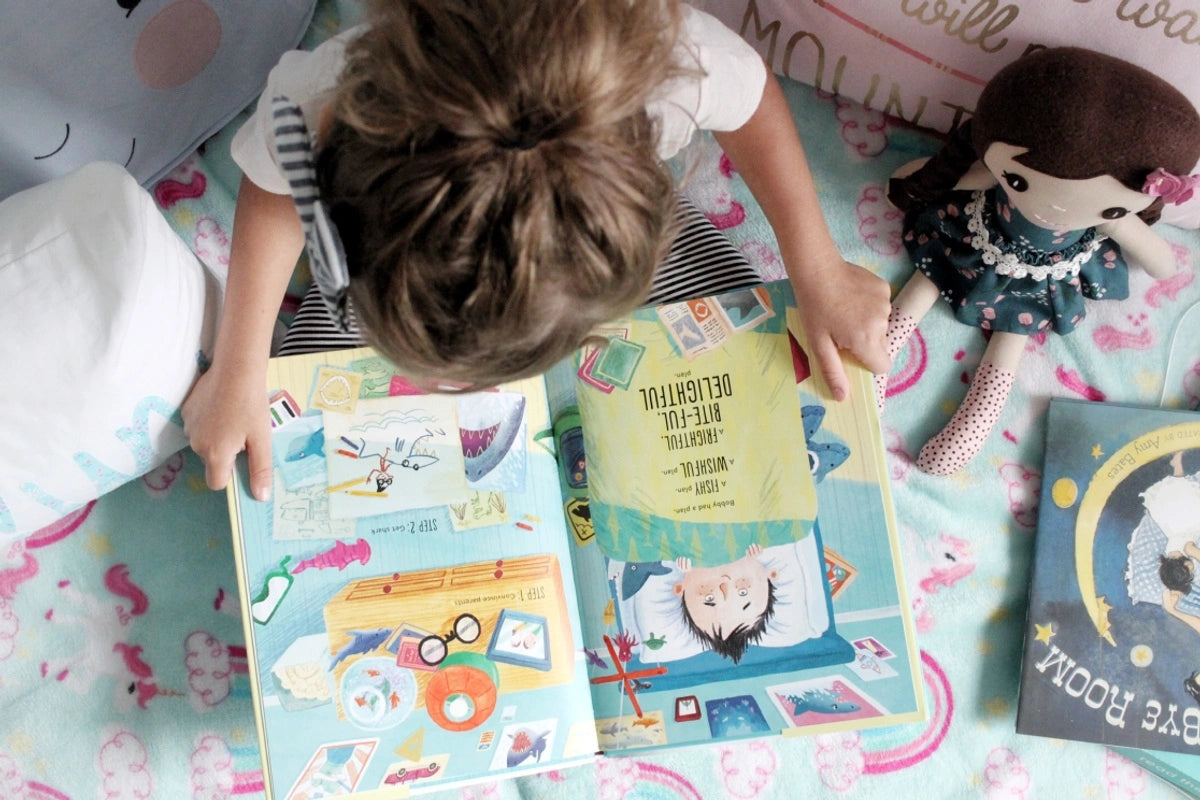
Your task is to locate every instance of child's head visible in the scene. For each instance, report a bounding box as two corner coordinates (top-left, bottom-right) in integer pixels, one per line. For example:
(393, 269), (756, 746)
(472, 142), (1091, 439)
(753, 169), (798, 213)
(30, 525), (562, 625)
(316, 0), (691, 387)
(1160, 553), (1196, 595)
(674, 556), (778, 664)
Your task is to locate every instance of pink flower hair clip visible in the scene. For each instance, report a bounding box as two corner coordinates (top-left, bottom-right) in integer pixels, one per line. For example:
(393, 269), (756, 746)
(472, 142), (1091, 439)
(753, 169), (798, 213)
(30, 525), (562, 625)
(1143, 167), (1200, 205)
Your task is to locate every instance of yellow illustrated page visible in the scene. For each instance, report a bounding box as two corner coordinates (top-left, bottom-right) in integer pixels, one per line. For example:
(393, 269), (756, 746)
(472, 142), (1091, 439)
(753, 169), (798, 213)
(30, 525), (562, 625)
(577, 289), (817, 529)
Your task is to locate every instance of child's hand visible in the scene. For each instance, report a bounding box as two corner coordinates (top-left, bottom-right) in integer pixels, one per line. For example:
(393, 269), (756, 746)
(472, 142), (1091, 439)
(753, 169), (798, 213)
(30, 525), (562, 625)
(182, 362), (273, 501)
(791, 257), (891, 401)
(711, 76), (890, 400)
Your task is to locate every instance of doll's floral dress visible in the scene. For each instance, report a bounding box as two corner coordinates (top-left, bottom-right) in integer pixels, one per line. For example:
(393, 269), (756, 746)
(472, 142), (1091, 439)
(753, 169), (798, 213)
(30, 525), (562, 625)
(901, 185), (1129, 334)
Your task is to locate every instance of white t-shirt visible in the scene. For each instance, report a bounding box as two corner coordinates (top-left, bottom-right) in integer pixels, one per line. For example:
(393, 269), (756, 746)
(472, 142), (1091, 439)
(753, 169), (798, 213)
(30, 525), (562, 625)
(231, 5), (767, 194)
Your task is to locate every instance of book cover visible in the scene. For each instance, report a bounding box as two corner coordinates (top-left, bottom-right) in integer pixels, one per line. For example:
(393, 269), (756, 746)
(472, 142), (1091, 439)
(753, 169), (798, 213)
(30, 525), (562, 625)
(228, 353), (598, 798)
(546, 280), (926, 751)
(1017, 398), (1200, 756)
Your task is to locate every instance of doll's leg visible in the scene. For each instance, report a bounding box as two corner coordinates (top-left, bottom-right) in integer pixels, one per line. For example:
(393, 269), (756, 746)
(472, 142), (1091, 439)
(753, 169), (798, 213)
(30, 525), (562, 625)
(876, 272), (940, 410)
(916, 332), (1024, 475)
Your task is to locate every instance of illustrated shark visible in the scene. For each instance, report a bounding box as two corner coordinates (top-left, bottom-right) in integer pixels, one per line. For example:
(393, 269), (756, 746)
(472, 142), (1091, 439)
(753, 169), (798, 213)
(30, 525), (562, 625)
(785, 687), (860, 716)
(331, 628), (393, 668)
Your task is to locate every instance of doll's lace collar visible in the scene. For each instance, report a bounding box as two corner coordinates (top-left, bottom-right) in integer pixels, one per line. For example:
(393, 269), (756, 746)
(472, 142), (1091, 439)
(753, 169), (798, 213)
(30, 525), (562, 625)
(965, 190), (1106, 281)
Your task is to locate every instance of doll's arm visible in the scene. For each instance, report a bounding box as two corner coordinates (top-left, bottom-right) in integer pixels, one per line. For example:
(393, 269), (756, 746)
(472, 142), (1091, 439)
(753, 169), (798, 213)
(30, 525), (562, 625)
(891, 156), (995, 190)
(891, 158), (930, 181)
(891, 155), (997, 185)
(1099, 215), (1177, 279)
(954, 161), (999, 191)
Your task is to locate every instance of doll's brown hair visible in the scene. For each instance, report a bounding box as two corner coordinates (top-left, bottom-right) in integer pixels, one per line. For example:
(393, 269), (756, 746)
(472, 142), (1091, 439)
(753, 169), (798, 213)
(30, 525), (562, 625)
(315, 0), (693, 387)
(890, 47), (1200, 225)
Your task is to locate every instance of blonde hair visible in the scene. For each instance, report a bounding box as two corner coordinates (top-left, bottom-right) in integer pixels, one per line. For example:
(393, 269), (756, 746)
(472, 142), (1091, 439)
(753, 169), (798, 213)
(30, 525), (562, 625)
(316, 0), (692, 387)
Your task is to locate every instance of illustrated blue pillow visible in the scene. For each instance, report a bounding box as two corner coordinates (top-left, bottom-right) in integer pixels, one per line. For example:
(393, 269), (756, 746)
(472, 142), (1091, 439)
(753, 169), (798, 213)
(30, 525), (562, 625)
(0, 0), (318, 200)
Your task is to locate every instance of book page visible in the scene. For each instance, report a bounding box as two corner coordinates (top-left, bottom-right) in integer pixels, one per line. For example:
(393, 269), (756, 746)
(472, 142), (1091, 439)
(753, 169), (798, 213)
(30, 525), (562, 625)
(546, 282), (925, 754)
(580, 285), (817, 559)
(227, 348), (597, 798)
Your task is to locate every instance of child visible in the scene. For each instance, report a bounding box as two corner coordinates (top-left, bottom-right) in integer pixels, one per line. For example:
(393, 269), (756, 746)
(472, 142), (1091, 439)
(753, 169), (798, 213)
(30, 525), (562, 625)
(672, 545), (779, 664)
(183, 0), (890, 501)
(609, 540), (826, 667)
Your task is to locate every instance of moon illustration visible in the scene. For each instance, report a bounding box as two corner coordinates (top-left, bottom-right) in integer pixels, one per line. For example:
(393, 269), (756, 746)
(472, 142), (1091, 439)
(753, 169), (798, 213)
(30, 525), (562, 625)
(1051, 478), (1078, 508)
(1130, 644), (1153, 668)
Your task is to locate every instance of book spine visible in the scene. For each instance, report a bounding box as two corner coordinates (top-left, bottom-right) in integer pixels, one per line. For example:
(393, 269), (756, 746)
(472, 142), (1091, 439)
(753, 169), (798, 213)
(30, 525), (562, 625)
(1114, 748), (1200, 800)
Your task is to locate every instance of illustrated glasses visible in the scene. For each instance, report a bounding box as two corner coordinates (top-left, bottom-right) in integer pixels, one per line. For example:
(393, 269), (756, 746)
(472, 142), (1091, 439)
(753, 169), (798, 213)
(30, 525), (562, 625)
(418, 613), (482, 666)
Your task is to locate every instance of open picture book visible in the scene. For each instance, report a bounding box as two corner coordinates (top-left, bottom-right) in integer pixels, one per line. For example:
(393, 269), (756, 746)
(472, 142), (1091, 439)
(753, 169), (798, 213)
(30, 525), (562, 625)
(226, 280), (926, 798)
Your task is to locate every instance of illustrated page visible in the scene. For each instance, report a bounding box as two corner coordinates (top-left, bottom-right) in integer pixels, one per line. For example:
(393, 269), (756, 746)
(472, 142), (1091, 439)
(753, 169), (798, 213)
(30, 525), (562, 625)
(229, 349), (597, 798)
(545, 282), (924, 754)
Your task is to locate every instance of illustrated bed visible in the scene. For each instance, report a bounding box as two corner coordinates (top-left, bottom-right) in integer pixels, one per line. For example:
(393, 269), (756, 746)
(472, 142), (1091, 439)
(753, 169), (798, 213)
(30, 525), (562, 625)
(2, 1), (1200, 798)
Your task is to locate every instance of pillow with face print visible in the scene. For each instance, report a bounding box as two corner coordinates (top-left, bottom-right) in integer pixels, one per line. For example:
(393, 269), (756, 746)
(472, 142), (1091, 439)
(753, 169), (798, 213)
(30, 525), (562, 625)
(0, 0), (318, 200)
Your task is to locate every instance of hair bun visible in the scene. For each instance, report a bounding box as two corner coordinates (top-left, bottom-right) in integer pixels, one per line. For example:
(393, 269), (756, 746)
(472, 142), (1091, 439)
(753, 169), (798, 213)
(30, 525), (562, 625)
(497, 130), (541, 151)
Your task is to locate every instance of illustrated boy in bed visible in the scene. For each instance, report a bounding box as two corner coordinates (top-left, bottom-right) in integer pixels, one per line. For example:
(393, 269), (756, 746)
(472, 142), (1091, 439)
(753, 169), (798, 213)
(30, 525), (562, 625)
(1145, 452), (1200, 610)
(608, 537), (830, 666)
(1129, 451), (1200, 636)
(672, 544), (778, 663)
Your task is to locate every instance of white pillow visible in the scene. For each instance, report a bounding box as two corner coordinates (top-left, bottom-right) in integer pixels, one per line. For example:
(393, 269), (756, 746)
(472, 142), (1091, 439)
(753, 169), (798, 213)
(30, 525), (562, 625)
(1141, 475), (1200, 552)
(0, 162), (219, 537)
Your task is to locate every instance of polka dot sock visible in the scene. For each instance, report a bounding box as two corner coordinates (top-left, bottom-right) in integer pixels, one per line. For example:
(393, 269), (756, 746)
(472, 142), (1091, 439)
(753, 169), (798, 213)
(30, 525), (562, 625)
(874, 305), (919, 411)
(916, 362), (1015, 476)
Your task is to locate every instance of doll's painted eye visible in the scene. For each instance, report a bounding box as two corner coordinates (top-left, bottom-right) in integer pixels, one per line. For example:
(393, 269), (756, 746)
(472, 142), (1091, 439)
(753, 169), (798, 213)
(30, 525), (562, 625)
(1101, 207), (1129, 220)
(1002, 171), (1028, 192)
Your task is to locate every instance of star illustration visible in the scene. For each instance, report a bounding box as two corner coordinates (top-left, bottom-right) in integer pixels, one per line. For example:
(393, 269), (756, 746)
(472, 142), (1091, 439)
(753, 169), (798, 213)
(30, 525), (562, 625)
(1091, 443), (1104, 459)
(1034, 623), (1055, 644)
(6, 730), (33, 755)
(84, 531), (113, 557)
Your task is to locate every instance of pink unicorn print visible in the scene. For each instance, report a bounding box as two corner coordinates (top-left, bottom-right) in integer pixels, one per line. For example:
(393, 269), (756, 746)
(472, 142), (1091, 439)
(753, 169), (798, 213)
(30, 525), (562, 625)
(40, 563), (181, 710)
(905, 530), (976, 634)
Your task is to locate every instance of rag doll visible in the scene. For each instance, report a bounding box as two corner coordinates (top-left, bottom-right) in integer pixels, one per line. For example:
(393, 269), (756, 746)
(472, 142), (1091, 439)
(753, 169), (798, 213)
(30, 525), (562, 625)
(882, 47), (1200, 476)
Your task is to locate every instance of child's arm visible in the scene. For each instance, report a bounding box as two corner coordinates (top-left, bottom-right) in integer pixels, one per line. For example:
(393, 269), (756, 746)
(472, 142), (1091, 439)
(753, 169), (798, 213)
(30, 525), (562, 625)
(713, 74), (890, 401)
(182, 176), (304, 500)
